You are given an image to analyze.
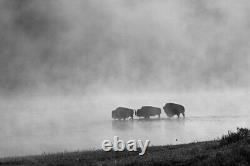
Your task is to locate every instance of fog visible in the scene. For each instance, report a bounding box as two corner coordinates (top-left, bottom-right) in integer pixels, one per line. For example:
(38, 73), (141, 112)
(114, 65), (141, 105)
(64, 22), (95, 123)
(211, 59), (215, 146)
(0, 0), (250, 157)
(1, 91), (250, 157)
(1, 0), (250, 95)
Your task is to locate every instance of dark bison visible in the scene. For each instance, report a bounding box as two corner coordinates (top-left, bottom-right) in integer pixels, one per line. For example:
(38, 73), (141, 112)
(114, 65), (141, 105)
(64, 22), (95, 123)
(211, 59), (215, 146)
(163, 103), (185, 118)
(112, 107), (134, 120)
(136, 106), (161, 119)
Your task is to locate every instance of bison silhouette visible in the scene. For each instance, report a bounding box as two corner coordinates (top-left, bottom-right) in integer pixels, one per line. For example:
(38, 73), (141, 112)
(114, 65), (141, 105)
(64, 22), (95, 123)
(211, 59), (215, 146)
(136, 106), (161, 119)
(163, 103), (185, 118)
(112, 107), (134, 120)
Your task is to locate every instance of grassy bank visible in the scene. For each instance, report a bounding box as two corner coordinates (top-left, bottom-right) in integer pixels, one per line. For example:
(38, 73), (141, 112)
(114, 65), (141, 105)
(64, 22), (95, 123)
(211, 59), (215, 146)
(0, 128), (249, 166)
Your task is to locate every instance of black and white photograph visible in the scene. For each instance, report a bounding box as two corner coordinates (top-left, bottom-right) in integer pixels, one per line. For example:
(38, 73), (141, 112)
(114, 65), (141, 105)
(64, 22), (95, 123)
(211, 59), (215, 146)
(0, 0), (250, 165)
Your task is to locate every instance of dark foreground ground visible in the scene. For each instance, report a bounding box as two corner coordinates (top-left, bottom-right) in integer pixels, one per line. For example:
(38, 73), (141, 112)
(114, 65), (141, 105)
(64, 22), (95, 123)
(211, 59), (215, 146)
(0, 128), (249, 166)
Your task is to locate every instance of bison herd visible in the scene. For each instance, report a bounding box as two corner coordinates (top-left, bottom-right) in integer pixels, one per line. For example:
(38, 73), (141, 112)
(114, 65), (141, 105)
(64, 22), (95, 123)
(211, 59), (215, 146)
(112, 103), (185, 120)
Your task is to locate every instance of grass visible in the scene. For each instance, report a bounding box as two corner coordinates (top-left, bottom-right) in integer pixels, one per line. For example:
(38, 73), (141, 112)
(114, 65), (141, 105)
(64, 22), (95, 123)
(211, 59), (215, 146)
(0, 128), (249, 166)
(220, 127), (250, 146)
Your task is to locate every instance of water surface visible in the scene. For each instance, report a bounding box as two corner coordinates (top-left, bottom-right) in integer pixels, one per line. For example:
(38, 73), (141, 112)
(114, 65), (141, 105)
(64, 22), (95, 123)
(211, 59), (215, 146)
(0, 91), (249, 157)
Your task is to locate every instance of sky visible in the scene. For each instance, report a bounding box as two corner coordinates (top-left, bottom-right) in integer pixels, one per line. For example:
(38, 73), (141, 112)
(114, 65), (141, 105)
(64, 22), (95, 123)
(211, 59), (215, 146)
(0, 0), (250, 96)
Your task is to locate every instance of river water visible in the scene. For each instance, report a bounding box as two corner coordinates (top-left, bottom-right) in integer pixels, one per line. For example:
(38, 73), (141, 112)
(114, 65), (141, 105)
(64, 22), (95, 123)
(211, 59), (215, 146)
(0, 91), (249, 157)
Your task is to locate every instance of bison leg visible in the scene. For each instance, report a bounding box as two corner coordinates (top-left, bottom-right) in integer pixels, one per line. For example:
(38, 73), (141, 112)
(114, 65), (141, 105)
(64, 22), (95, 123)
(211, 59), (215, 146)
(182, 112), (185, 118)
(177, 113), (180, 118)
(158, 114), (160, 118)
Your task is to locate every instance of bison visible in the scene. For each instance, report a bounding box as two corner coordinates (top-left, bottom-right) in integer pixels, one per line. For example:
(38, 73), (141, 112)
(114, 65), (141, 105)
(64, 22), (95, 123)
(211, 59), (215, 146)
(136, 106), (161, 119)
(163, 103), (185, 118)
(112, 107), (134, 120)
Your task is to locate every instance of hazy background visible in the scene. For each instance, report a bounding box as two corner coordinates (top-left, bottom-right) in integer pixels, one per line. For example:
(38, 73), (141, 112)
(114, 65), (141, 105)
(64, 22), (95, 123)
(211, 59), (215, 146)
(0, 0), (250, 157)
(1, 0), (250, 95)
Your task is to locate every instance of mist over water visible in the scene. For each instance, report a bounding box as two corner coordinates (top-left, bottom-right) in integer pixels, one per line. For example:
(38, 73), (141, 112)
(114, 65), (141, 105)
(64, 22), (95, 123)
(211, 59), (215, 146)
(1, 91), (250, 157)
(0, 0), (250, 157)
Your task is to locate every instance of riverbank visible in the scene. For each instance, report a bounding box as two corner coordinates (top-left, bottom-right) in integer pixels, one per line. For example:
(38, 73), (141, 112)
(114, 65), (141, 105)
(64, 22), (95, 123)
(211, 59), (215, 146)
(0, 128), (249, 166)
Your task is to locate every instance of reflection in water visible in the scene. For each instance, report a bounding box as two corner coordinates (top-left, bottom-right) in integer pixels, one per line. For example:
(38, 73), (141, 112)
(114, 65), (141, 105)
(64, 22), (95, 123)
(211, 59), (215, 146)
(112, 118), (185, 131)
(112, 120), (134, 130)
(1, 91), (250, 157)
(0, 111), (250, 157)
(162, 118), (186, 128)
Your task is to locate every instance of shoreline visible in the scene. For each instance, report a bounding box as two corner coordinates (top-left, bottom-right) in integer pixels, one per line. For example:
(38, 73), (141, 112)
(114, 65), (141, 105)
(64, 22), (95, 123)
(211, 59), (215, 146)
(0, 128), (249, 166)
